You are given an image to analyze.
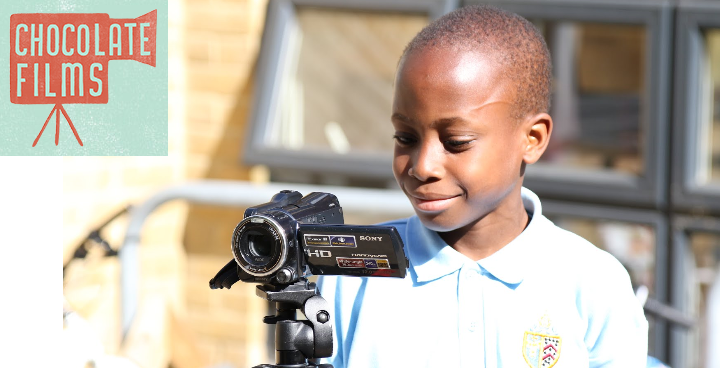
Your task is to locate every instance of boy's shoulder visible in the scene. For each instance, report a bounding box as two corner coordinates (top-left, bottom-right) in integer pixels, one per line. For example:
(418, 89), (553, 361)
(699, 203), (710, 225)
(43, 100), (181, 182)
(542, 216), (620, 259)
(518, 187), (616, 265)
(532, 215), (630, 284)
(535, 215), (602, 254)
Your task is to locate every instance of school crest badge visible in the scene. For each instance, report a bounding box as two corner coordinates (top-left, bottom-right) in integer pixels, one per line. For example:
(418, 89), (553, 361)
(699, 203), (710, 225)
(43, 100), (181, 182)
(522, 313), (561, 368)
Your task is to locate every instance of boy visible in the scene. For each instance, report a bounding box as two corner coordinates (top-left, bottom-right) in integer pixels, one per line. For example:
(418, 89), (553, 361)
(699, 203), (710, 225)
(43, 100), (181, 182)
(317, 4), (648, 368)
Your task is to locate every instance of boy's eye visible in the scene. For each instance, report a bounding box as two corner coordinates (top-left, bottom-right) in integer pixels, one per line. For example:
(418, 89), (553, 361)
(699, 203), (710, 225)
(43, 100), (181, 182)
(444, 139), (474, 150)
(393, 134), (416, 146)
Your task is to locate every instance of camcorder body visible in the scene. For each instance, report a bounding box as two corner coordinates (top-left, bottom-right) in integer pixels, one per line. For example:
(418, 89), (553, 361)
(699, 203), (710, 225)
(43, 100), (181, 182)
(211, 190), (408, 289)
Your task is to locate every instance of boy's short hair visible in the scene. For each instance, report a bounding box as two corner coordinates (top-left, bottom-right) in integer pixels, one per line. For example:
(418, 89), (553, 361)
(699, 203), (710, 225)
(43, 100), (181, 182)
(401, 4), (552, 121)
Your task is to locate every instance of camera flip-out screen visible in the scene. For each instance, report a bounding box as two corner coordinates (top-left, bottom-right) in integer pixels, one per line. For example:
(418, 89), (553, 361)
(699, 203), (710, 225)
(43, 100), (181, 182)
(299, 224), (407, 278)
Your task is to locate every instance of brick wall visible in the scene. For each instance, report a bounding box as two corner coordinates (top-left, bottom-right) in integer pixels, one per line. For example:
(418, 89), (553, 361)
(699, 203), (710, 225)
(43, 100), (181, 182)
(182, 0), (271, 364)
(63, 0), (270, 367)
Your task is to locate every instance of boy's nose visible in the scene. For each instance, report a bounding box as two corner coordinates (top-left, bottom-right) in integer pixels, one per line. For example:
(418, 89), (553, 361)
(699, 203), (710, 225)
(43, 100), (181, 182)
(409, 142), (444, 181)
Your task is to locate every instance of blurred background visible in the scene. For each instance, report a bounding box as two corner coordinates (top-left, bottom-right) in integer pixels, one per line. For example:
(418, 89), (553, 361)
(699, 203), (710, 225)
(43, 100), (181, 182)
(61, 0), (720, 368)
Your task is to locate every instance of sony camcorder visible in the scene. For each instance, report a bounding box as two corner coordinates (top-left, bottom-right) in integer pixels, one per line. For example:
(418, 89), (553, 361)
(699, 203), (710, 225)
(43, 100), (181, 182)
(210, 190), (408, 288)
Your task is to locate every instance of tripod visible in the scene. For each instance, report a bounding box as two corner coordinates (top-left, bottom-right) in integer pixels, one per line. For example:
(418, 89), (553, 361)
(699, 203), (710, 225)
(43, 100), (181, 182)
(253, 279), (334, 368)
(33, 104), (83, 147)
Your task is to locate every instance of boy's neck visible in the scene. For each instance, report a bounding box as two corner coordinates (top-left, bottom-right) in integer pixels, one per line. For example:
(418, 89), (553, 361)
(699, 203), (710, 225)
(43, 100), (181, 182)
(438, 191), (530, 261)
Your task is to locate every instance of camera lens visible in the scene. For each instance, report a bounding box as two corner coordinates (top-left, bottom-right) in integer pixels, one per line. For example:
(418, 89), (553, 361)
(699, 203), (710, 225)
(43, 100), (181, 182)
(232, 214), (288, 277)
(247, 231), (272, 258)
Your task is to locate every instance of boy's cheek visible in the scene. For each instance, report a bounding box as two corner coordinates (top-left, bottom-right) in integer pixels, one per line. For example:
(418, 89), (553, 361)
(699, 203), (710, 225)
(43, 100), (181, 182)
(392, 155), (409, 181)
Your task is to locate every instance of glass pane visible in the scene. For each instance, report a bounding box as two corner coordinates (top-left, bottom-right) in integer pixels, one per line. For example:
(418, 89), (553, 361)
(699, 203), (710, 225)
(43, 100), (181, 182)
(546, 215), (657, 355)
(267, 7), (428, 155)
(532, 21), (647, 175)
(686, 232), (720, 368)
(699, 29), (720, 184)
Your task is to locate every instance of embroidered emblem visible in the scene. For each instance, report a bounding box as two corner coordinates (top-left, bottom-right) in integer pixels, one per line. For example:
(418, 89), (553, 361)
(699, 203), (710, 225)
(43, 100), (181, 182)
(522, 313), (561, 368)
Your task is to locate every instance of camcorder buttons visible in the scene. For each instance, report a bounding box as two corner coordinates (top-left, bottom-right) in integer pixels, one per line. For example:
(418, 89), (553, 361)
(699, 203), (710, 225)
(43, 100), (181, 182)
(276, 267), (296, 284)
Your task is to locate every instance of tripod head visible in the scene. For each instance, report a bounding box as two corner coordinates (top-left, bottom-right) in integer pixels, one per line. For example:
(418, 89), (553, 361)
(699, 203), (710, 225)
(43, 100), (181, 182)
(252, 279), (334, 368)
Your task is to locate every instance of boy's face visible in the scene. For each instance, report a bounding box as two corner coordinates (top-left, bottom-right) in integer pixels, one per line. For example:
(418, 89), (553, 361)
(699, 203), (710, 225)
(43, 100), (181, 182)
(391, 48), (529, 232)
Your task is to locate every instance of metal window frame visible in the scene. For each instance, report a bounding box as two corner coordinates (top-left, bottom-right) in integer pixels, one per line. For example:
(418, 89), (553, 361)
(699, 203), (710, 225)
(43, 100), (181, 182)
(542, 199), (669, 360)
(466, 0), (673, 208)
(242, 0), (456, 179)
(669, 215), (720, 368)
(671, 1), (720, 214)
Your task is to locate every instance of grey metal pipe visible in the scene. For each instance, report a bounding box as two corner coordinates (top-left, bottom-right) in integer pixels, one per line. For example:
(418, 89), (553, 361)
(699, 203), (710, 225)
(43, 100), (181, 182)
(120, 180), (412, 337)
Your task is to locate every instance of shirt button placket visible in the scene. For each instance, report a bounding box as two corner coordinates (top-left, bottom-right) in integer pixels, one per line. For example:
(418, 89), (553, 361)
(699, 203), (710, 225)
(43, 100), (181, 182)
(459, 266), (484, 367)
(468, 320), (477, 332)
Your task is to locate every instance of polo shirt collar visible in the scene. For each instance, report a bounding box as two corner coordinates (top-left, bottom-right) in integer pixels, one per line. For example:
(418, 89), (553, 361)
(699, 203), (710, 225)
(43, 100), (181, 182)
(476, 187), (542, 285)
(407, 216), (467, 283)
(407, 187), (543, 285)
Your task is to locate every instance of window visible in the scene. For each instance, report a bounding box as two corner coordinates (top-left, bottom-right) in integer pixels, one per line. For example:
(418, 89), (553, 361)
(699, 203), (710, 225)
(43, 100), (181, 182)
(671, 216), (720, 368)
(686, 232), (720, 368)
(267, 7), (426, 156)
(244, 0), (453, 181)
(534, 21), (646, 176)
(699, 29), (720, 185)
(673, 5), (720, 213)
(470, 0), (672, 207)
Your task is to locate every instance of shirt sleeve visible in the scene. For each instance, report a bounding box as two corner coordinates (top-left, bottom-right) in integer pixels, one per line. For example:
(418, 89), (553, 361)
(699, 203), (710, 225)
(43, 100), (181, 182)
(582, 251), (649, 367)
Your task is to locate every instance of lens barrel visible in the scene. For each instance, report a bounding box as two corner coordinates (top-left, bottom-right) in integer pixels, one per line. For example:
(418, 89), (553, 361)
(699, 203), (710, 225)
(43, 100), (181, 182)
(231, 214), (288, 277)
(246, 230), (273, 258)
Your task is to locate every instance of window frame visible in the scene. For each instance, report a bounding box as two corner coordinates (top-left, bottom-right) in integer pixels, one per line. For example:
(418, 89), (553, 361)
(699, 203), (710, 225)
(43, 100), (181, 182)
(468, 0), (673, 208)
(671, 1), (720, 214)
(242, 0), (455, 179)
(669, 215), (720, 368)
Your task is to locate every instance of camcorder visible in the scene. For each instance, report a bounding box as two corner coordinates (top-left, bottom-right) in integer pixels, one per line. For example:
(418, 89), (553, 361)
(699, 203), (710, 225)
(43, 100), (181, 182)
(210, 190), (408, 288)
(209, 190), (408, 368)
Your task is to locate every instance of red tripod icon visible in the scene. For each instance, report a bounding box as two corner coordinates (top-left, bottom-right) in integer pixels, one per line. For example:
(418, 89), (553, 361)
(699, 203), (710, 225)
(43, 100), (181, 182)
(33, 104), (83, 147)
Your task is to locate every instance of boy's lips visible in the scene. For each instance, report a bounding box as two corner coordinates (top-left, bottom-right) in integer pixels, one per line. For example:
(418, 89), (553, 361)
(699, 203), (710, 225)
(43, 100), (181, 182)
(409, 194), (461, 212)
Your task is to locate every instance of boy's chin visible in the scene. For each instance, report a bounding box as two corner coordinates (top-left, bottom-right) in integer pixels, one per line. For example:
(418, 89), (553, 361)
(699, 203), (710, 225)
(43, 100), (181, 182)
(416, 212), (465, 233)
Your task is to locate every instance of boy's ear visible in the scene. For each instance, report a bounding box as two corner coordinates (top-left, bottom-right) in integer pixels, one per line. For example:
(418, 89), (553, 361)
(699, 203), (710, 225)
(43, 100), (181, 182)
(521, 112), (553, 165)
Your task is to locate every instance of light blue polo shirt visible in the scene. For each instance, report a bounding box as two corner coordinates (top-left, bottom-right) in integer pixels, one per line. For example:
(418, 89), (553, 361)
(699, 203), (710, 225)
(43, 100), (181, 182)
(316, 187), (648, 367)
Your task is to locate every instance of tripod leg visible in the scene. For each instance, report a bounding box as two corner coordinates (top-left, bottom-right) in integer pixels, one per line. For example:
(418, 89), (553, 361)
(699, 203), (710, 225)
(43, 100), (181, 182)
(55, 105), (60, 146)
(33, 105), (57, 147)
(58, 104), (83, 146)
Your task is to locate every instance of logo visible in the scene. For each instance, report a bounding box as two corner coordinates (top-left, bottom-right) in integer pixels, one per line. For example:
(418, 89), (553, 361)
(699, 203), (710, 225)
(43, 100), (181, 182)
(304, 234), (358, 247)
(11, 11), (157, 147)
(375, 259), (390, 268)
(363, 259), (377, 268)
(522, 313), (561, 368)
(330, 235), (356, 247)
(305, 235), (331, 246)
(307, 249), (331, 258)
(336, 257), (365, 268)
(337, 257), (390, 269)
(359, 235), (383, 241)
(3, 1), (167, 156)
